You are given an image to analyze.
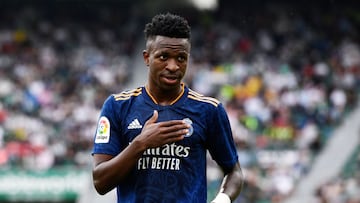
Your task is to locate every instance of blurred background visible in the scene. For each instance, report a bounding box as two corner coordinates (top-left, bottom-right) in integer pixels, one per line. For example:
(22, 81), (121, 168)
(0, 0), (359, 202)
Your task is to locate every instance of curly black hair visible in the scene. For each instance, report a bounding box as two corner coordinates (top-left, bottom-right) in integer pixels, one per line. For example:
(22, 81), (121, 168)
(144, 13), (191, 40)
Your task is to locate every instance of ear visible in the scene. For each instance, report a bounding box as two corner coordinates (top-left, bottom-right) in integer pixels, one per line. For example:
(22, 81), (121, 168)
(143, 50), (149, 66)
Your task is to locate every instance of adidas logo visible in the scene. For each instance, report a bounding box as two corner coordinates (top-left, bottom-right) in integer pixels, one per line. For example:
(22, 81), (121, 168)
(128, 119), (143, 129)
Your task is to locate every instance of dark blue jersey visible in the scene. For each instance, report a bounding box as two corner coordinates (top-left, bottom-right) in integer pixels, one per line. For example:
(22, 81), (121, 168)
(92, 84), (238, 203)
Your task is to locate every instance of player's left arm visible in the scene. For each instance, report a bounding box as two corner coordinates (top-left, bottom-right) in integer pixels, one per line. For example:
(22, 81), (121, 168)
(207, 103), (244, 202)
(212, 162), (244, 203)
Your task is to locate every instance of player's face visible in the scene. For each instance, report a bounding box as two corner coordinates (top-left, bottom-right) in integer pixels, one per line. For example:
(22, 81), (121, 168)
(143, 35), (190, 91)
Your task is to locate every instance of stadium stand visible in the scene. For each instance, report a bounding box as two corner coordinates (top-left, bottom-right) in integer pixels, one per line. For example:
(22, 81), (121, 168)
(334, 145), (359, 201)
(313, 144), (360, 203)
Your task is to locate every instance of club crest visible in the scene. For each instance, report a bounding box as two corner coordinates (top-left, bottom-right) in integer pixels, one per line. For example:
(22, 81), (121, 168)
(182, 118), (193, 137)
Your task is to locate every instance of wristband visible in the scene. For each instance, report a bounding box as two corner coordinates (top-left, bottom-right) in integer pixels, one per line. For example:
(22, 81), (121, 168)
(211, 192), (231, 203)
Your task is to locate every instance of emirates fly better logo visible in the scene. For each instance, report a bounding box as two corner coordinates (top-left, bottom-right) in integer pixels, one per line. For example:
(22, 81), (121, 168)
(136, 118), (194, 171)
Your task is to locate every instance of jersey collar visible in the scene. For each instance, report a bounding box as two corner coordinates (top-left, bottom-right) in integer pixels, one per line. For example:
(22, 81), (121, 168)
(144, 83), (186, 106)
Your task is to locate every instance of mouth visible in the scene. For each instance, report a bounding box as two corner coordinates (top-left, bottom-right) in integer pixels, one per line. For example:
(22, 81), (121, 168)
(161, 75), (180, 85)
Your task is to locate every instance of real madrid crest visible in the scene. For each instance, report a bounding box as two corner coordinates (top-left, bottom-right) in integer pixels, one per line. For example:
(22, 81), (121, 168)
(182, 118), (193, 137)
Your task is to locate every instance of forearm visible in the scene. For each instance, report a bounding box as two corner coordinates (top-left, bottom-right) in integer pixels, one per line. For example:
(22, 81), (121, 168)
(92, 140), (146, 194)
(214, 163), (244, 202)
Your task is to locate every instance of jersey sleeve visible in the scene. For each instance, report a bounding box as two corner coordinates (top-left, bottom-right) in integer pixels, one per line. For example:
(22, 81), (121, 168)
(92, 95), (122, 156)
(206, 103), (239, 173)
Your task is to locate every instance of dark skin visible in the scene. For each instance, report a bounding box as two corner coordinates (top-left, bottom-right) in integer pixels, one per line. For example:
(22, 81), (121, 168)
(143, 35), (190, 105)
(92, 35), (243, 201)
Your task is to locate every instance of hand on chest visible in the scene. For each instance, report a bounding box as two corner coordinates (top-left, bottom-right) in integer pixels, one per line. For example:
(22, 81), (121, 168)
(124, 108), (203, 144)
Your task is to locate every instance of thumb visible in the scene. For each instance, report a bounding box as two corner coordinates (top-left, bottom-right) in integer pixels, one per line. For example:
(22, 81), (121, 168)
(146, 110), (158, 124)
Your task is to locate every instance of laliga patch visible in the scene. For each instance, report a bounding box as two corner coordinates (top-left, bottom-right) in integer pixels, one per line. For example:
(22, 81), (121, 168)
(183, 118), (193, 137)
(95, 116), (110, 143)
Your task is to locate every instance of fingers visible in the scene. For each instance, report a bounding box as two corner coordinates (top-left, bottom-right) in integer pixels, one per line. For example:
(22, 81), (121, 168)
(145, 110), (186, 128)
(158, 122), (189, 134)
(144, 110), (190, 137)
(145, 110), (158, 125)
(160, 127), (188, 143)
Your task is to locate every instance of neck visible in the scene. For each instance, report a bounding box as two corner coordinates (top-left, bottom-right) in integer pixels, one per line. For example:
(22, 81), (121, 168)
(145, 83), (184, 105)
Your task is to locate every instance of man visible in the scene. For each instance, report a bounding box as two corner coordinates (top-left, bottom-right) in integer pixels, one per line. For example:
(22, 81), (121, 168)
(92, 12), (243, 203)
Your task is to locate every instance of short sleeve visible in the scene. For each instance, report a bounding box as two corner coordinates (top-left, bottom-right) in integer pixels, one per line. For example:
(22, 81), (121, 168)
(206, 103), (238, 173)
(92, 95), (122, 156)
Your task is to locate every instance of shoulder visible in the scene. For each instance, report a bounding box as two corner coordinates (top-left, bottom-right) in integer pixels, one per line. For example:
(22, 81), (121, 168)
(102, 87), (143, 110)
(187, 88), (220, 107)
(112, 87), (143, 101)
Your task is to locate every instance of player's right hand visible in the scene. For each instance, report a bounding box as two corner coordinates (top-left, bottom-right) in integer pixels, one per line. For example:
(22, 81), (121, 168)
(135, 110), (190, 149)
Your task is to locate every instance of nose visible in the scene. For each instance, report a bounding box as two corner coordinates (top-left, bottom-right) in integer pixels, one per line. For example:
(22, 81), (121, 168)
(166, 58), (179, 72)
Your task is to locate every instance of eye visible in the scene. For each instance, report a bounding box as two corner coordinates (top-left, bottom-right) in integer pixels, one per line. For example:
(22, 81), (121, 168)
(177, 55), (187, 62)
(159, 55), (168, 60)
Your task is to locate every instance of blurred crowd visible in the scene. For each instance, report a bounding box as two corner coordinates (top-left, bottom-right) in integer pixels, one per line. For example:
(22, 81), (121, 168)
(0, 2), (359, 203)
(0, 4), (141, 169)
(316, 176), (360, 203)
(185, 3), (360, 203)
(315, 146), (360, 203)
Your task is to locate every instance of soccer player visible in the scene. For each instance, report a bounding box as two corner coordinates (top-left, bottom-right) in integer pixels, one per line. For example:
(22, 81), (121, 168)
(91, 12), (244, 203)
